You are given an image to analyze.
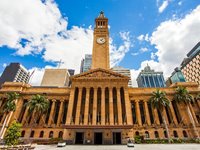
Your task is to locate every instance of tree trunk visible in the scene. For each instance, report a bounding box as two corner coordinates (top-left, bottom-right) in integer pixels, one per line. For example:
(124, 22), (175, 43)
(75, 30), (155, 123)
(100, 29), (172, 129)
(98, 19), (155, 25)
(161, 110), (171, 143)
(186, 105), (199, 139)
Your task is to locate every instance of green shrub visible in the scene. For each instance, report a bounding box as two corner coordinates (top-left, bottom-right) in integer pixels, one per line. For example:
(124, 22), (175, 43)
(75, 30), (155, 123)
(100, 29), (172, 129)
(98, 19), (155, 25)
(134, 135), (142, 144)
(4, 121), (22, 146)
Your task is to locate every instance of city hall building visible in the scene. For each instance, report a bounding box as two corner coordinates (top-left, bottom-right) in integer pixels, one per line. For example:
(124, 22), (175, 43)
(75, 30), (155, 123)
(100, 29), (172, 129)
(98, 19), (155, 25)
(0, 12), (200, 144)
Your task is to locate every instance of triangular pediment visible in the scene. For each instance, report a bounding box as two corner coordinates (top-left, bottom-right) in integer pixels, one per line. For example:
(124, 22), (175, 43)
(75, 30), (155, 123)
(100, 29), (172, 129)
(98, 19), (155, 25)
(71, 68), (129, 80)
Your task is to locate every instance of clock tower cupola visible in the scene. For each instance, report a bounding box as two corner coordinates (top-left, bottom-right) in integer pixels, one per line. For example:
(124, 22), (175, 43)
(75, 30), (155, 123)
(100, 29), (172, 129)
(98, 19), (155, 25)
(91, 11), (110, 70)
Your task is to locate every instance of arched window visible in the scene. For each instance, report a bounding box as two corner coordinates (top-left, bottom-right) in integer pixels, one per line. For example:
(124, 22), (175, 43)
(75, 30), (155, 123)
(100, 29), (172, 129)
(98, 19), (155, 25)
(183, 130), (188, 138)
(145, 131), (150, 138)
(49, 131), (53, 138)
(21, 130), (25, 137)
(58, 131), (63, 138)
(154, 131), (159, 138)
(164, 131), (167, 138)
(39, 131), (44, 138)
(135, 131), (139, 136)
(173, 130), (178, 138)
(30, 131), (34, 138)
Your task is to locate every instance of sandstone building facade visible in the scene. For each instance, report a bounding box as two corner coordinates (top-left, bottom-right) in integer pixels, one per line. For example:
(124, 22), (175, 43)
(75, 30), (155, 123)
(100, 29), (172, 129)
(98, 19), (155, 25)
(0, 12), (199, 144)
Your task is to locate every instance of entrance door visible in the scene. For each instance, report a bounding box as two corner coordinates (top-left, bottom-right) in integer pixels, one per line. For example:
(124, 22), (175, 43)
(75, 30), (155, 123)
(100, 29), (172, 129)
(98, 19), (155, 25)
(113, 132), (121, 144)
(94, 132), (103, 144)
(75, 132), (84, 144)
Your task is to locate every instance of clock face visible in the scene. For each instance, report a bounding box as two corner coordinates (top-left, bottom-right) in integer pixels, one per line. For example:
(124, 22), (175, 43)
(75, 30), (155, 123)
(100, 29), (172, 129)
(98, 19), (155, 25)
(97, 37), (106, 44)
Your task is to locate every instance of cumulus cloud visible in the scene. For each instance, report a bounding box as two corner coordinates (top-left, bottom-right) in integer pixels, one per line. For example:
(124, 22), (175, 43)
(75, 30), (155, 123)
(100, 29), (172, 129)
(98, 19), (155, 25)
(140, 47), (148, 52)
(110, 32), (132, 67)
(0, 0), (131, 85)
(157, 0), (171, 13)
(131, 5), (200, 87)
(137, 34), (149, 42)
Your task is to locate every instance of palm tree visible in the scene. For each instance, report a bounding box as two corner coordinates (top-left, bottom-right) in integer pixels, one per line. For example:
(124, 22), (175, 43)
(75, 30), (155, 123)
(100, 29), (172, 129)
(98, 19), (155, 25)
(149, 89), (171, 143)
(0, 92), (20, 139)
(25, 94), (49, 142)
(173, 86), (199, 139)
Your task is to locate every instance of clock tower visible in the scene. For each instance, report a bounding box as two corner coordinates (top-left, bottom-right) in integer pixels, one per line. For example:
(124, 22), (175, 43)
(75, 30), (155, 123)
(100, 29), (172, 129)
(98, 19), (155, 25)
(91, 11), (110, 69)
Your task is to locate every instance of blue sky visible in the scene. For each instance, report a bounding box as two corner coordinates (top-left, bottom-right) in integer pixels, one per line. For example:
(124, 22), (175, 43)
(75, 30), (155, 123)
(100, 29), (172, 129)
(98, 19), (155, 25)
(0, 0), (200, 86)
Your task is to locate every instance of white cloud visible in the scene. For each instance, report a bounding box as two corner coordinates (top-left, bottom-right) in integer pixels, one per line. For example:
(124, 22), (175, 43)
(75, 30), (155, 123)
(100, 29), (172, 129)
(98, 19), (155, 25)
(28, 67), (45, 86)
(150, 52), (156, 60)
(131, 5), (200, 87)
(137, 34), (144, 41)
(140, 47), (148, 52)
(0, 0), (131, 85)
(158, 0), (169, 13)
(178, 1), (182, 6)
(2, 63), (7, 68)
(131, 52), (139, 56)
(110, 32), (132, 67)
(137, 34), (149, 42)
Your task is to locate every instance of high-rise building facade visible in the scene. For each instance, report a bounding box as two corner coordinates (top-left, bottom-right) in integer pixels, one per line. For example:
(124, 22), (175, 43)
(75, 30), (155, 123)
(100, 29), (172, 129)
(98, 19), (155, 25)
(0, 63), (30, 87)
(137, 65), (166, 87)
(41, 69), (70, 87)
(112, 66), (132, 87)
(166, 67), (186, 87)
(80, 54), (92, 73)
(0, 12), (199, 144)
(181, 42), (200, 85)
(68, 69), (75, 76)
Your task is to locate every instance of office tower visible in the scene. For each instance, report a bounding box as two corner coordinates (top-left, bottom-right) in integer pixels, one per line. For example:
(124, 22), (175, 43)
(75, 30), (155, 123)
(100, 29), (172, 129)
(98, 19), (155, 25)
(112, 66), (132, 86)
(137, 64), (166, 87)
(41, 69), (70, 87)
(181, 42), (200, 85)
(166, 67), (186, 87)
(0, 63), (30, 87)
(80, 54), (92, 73)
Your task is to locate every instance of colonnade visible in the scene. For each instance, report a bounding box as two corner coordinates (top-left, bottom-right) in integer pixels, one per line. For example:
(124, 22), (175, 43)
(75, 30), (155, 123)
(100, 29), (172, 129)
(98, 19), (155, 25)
(131, 99), (199, 126)
(66, 86), (133, 126)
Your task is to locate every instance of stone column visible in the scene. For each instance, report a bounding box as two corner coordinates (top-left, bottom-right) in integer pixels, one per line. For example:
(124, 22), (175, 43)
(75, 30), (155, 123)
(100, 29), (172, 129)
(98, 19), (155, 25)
(75, 88), (83, 125)
(92, 88), (97, 125)
(117, 88), (122, 125)
(48, 100), (56, 126)
(197, 100), (200, 109)
(101, 87), (105, 125)
(84, 88), (90, 125)
(57, 100), (64, 126)
(135, 100), (142, 126)
(65, 88), (75, 125)
(124, 89), (133, 125)
(169, 102), (178, 125)
(21, 107), (29, 125)
(109, 87), (114, 125)
(12, 98), (23, 121)
(144, 101), (151, 126)
(188, 103), (199, 124)
(153, 108), (160, 125)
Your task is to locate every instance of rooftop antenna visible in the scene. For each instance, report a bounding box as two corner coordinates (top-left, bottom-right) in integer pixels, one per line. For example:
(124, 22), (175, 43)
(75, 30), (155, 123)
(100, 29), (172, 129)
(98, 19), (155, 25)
(28, 70), (35, 84)
(57, 59), (64, 68)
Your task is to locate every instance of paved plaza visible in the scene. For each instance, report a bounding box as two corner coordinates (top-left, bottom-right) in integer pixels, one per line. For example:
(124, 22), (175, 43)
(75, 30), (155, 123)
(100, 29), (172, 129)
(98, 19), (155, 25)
(35, 144), (200, 150)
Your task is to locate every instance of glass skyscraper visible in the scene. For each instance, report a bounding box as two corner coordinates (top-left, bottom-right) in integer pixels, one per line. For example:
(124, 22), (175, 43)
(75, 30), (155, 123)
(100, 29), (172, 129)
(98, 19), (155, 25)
(166, 67), (186, 87)
(136, 65), (166, 87)
(80, 54), (92, 73)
